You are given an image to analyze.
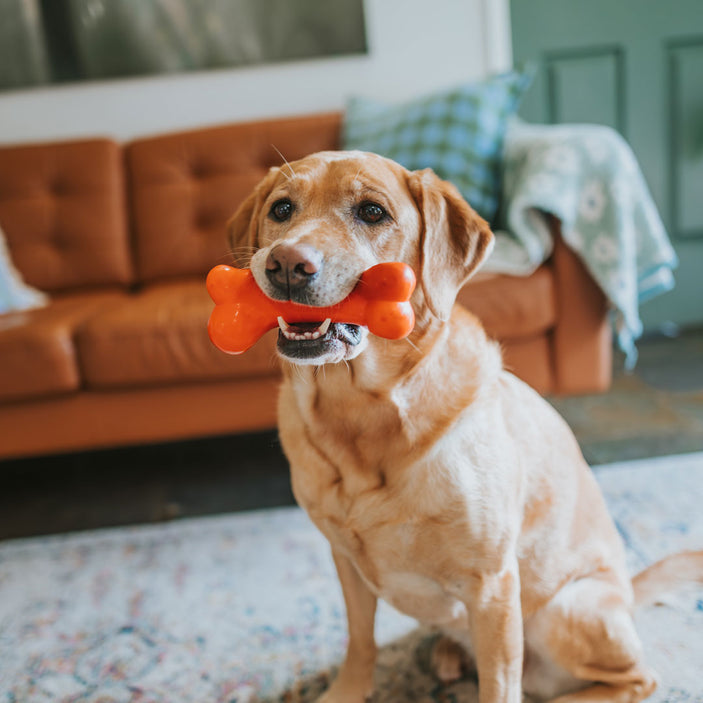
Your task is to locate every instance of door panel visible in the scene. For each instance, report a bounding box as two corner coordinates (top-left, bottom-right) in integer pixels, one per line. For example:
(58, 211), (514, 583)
(669, 39), (703, 238)
(511, 0), (703, 329)
(545, 47), (624, 131)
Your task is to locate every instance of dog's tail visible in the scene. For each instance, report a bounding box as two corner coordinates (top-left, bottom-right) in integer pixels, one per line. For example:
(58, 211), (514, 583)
(632, 550), (703, 607)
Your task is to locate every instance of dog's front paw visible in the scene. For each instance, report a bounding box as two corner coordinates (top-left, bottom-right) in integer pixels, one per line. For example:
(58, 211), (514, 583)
(431, 635), (467, 683)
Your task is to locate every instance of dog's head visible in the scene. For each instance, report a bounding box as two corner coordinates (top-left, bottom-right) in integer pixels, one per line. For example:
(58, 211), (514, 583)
(228, 151), (493, 365)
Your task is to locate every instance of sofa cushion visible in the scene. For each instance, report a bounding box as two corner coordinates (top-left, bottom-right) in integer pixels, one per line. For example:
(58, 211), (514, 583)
(0, 290), (128, 403)
(457, 265), (556, 340)
(0, 139), (133, 293)
(76, 279), (279, 389)
(126, 113), (341, 283)
(344, 71), (532, 225)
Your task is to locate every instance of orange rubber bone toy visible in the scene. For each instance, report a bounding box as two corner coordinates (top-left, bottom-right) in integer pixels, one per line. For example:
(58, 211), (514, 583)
(207, 262), (416, 355)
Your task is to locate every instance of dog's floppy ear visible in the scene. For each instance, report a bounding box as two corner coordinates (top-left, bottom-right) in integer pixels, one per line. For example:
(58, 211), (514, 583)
(407, 168), (494, 321)
(227, 167), (281, 258)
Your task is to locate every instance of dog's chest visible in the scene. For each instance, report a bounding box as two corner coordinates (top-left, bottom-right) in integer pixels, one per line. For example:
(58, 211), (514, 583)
(315, 501), (472, 627)
(279, 376), (490, 627)
(289, 440), (481, 628)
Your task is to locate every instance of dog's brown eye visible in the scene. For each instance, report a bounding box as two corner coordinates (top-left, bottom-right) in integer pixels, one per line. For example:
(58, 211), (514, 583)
(357, 202), (387, 224)
(270, 199), (293, 222)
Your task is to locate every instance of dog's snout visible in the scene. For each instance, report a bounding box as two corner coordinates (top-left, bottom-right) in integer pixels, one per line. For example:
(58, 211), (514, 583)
(265, 243), (322, 295)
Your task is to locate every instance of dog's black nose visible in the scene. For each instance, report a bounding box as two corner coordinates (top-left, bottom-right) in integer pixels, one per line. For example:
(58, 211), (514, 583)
(265, 243), (322, 295)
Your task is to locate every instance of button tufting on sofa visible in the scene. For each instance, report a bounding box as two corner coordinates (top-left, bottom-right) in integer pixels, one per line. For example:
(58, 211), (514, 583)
(49, 179), (70, 198)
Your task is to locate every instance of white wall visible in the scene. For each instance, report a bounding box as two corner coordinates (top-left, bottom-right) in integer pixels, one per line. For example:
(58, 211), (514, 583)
(0, 0), (512, 144)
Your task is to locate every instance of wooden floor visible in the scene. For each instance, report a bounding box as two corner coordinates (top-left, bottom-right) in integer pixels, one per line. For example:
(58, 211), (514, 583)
(1, 327), (702, 540)
(551, 326), (703, 464)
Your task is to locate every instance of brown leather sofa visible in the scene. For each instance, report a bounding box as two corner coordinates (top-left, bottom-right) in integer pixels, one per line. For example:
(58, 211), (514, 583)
(0, 112), (611, 461)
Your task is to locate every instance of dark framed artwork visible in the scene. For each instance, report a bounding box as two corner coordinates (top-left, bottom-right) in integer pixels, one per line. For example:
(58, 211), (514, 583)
(0, 0), (368, 91)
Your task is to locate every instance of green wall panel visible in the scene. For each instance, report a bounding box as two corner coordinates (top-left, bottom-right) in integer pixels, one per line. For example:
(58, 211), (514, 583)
(668, 39), (703, 239)
(510, 0), (703, 328)
(545, 47), (624, 131)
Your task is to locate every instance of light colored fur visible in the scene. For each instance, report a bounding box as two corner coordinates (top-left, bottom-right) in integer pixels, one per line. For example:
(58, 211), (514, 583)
(229, 151), (701, 703)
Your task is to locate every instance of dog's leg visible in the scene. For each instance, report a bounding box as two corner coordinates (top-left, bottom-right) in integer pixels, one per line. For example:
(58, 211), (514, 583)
(460, 564), (524, 703)
(523, 577), (657, 703)
(318, 550), (378, 703)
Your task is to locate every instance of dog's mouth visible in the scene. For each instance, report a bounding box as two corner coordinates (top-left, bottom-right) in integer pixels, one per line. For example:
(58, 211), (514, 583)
(276, 317), (364, 362)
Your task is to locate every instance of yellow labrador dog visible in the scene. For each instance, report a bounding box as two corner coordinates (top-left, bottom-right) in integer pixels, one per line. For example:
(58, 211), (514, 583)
(228, 151), (702, 703)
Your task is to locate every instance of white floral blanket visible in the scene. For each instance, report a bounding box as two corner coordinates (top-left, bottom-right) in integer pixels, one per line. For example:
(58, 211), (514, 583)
(485, 120), (678, 366)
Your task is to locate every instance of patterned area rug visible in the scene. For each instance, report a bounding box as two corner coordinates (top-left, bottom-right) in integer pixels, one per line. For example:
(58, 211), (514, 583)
(1, 452), (702, 703)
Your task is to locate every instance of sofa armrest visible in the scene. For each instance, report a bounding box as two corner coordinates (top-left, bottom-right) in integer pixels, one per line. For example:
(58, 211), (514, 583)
(549, 217), (612, 395)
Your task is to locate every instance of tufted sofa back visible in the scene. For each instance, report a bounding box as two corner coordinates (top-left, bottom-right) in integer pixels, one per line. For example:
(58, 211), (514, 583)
(0, 112), (341, 294)
(0, 139), (133, 293)
(125, 112), (341, 283)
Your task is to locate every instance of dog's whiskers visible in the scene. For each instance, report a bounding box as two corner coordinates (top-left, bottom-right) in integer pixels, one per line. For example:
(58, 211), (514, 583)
(271, 144), (296, 182)
(294, 364), (310, 385)
(352, 164), (364, 187)
(227, 246), (258, 267)
(404, 336), (421, 354)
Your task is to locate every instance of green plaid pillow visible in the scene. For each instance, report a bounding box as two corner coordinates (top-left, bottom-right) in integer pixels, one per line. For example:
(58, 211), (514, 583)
(343, 70), (532, 225)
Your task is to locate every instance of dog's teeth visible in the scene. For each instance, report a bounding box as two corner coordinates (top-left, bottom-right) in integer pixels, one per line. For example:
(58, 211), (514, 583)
(278, 317), (331, 342)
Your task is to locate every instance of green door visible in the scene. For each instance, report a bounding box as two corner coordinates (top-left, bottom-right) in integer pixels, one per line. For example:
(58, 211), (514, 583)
(510, 0), (703, 330)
